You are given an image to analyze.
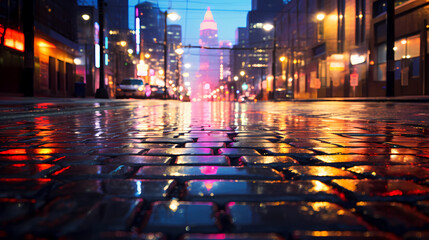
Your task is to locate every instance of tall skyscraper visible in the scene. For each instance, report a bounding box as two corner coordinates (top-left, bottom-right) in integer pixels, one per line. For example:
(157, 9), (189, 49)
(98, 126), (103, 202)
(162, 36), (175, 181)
(199, 7), (220, 94)
(135, 1), (165, 82)
(167, 24), (182, 86)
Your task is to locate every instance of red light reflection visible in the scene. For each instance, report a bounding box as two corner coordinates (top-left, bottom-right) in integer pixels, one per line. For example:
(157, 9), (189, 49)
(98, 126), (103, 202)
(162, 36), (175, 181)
(200, 166), (218, 175)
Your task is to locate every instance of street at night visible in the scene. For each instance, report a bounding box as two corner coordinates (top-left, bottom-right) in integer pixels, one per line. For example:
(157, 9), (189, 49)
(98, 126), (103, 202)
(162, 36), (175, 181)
(0, 98), (429, 239)
(1, 0), (429, 238)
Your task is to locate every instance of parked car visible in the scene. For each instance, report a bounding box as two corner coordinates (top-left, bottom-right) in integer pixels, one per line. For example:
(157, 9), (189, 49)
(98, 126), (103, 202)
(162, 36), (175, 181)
(116, 78), (145, 99)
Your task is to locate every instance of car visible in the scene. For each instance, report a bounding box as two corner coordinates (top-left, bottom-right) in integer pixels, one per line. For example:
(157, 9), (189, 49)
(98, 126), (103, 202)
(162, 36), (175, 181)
(116, 78), (145, 99)
(147, 85), (166, 99)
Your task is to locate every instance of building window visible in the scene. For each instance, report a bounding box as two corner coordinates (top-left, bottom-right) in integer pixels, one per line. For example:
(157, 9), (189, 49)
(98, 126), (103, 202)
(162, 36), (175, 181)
(355, 0), (365, 45)
(376, 43), (387, 81)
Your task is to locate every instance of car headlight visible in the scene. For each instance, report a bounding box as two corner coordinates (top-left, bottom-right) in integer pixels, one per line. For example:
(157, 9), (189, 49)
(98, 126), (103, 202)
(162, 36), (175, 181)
(138, 86), (144, 91)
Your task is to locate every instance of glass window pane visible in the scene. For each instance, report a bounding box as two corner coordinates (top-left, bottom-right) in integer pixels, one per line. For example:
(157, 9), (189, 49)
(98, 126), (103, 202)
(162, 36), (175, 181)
(410, 57), (420, 77)
(407, 35), (420, 58)
(377, 63), (386, 81)
(394, 61), (401, 80)
(394, 39), (406, 61)
(377, 43), (387, 63)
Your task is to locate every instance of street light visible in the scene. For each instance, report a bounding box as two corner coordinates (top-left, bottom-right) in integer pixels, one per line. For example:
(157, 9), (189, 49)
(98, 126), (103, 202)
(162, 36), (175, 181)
(264, 22), (277, 100)
(82, 14), (90, 21)
(95, 0), (109, 98)
(163, 11), (181, 99)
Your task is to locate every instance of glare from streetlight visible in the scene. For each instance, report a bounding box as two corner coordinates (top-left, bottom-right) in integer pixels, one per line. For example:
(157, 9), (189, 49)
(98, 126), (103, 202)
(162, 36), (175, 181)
(316, 13), (326, 21)
(82, 14), (90, 21)
(175, 48), (184, 55)
(120, 41), (127, 47)
(263, 23), (274, 32)
(279, 56), (286, 62)
(128, 49), (133, 55)
(167, 12), (181, 21)
(234, 76), (239, 81)
(240, 71), (245, 76)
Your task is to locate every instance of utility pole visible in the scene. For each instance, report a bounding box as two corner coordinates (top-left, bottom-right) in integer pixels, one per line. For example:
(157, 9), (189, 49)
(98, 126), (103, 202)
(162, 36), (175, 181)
(386, 0), (395, 97)
(163, 11), (168, 99)
(270, 21), (277, 100)
(95, 0), (109, 98)
(23, 0), (34, 96)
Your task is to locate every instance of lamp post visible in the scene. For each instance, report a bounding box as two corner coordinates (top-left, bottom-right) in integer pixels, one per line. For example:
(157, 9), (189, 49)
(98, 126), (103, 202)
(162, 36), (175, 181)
(82, 14), (90, 95)
(95, 0), (109, 98)
(263, 22), (276, 100)
(163, 11), (180, 99)
(386, 0), (395, 97)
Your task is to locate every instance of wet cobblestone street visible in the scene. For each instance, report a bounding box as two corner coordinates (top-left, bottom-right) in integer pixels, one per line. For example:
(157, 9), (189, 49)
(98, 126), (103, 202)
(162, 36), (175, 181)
(1, 99), (429, 239)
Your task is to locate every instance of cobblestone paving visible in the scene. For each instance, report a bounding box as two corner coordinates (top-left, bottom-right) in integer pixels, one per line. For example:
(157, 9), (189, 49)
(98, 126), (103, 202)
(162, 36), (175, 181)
(0, 100), (429, 239)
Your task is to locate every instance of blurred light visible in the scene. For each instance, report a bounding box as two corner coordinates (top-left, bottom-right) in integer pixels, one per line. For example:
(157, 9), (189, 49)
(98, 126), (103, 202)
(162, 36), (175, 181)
(316, 13), (325, 21)
(168, 199), (180, 212)
(158, 69), (164, 75)
(128, 49), (133, 54)
(183, 72), (189, 78)
(185, 81), (191, 86)
(95, 44), (100, 68)
(350, 54), (366, 65)
(184, 63), (191, 69)
(279, 56), (286, 62)
(175, 48), (184, 55)
(401, 39), (407, 45)
(240, 71), (245, 76)
(167, 12), (181, 21)
(145, 53), (151, 59)
(120, 41), (127, 47)
(74, 58), (82, 65)
(82, 14), (90, 21)
(220, 86), (224, 90)
(263, 23), (274, 31)
(234, 76), (239, 81)
(204, 83), (210, 90)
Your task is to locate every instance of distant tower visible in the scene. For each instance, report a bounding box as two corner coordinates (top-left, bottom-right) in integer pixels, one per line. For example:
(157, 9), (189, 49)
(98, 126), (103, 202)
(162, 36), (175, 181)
(199, 7), (220, 94)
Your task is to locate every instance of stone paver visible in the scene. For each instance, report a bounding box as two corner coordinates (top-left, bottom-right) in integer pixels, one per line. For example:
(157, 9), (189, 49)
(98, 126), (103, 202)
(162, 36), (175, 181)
(185, 180), (343, 204)
(1, 99), (429, 239)
(227, 202), (369, 233)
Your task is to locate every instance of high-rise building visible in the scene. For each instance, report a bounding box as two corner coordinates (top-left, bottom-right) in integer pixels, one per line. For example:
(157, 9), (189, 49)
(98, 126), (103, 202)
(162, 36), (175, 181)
(135, 1), (165, 84)
(199, 7), (220, 95)
(167, 24), (182, 87)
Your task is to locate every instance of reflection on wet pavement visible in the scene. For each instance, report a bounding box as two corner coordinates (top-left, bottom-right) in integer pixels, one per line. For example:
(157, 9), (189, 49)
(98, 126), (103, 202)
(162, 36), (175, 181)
(0, 100), (428, 238)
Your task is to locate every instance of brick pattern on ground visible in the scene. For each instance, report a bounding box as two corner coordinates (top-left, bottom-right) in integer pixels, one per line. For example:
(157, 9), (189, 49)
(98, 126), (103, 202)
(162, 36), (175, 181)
(0, 104), (429, 239)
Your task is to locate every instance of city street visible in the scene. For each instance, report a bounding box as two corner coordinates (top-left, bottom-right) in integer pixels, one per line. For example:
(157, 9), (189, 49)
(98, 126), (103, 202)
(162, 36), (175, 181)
(1, 98), (429, 239)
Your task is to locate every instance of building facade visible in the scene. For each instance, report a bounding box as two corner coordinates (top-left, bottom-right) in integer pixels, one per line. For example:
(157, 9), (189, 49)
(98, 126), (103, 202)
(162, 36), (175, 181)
(167, 24), (182, 89)
(0, 0), (78, 97)
(272, 0), (428, 99)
